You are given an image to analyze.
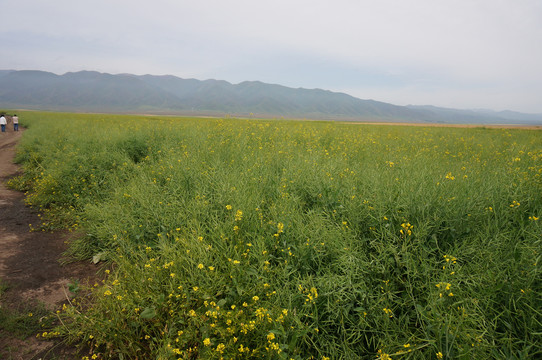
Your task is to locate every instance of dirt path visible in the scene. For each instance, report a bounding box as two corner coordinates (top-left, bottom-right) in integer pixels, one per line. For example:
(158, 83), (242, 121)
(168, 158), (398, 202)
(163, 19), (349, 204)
(0, 126), (98, 359)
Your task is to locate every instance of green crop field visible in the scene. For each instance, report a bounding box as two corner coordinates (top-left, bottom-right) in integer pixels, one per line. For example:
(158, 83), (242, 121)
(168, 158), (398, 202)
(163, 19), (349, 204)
(8, 111), (542, 359)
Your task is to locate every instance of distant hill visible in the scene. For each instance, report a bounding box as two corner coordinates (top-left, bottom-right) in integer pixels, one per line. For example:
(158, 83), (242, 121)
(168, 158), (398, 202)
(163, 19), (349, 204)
(1, 70), (541, 125)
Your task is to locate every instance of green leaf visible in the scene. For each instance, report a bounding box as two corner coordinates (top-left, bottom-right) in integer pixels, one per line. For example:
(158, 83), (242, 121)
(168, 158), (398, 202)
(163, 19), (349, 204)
(92, 252), (106, 264)
(140, 307), (156, 319)
(68, 280), (80, 294)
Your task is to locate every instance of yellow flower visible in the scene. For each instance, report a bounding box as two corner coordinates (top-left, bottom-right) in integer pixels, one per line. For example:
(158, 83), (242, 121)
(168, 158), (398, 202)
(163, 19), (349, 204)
(400, 222), (413, 236)
(203, 338), (211, 346)
(226, 205), (232, 210)
(510, 200), (520, 208)
(377, 349), (392, 360)
(198, 263), (204, 269)
(436, 351), (444, 359)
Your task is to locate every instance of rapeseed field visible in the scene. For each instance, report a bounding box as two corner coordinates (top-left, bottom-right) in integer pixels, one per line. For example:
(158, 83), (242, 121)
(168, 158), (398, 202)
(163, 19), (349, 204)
(10, 111), (541, 359)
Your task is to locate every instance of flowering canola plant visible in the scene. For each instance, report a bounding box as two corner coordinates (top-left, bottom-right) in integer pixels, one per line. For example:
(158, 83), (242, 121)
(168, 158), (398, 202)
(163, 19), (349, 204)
(10, 111), (542, 359)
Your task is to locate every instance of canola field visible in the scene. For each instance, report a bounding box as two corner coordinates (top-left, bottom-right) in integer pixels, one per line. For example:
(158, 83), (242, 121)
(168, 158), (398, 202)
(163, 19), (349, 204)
(10, 111), (542, 359)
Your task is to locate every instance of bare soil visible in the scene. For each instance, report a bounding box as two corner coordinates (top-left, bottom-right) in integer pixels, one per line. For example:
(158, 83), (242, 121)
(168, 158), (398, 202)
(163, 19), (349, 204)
(0, 126), (99, 359)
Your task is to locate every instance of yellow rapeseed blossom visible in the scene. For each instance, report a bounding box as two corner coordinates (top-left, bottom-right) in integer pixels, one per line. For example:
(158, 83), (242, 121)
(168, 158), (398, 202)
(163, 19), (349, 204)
(400, 222), (413, 236)
(383, 308), (393, 317)
(377, 349), (392, 360)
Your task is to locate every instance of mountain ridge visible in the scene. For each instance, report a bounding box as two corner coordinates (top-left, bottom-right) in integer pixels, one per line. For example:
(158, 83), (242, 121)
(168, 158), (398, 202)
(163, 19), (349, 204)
(1, 70), (540, 125)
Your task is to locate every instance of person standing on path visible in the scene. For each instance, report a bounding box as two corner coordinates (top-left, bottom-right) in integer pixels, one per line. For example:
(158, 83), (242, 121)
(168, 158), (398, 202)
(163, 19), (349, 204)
(12, 114), (19, 131)
(0, 114), (7, 132)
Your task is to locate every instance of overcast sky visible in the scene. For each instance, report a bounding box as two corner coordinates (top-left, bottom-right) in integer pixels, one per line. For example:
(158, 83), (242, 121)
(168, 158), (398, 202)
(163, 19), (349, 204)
(2, 0), (541, 113)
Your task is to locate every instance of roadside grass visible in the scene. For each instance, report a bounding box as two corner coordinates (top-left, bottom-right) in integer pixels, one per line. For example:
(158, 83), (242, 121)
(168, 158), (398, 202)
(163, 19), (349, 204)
(0, 278), (56, 341)
(9, 111), (542, 359)
(0, 278), (8, 296)
(0, 298), (54, 340)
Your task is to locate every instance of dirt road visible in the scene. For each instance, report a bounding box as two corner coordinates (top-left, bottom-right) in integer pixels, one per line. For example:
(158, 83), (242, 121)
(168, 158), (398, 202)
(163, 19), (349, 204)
(0, 126), (97, 359)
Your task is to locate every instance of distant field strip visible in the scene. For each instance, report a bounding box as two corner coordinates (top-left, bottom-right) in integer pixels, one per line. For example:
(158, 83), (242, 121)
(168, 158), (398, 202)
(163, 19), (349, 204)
(11, 111), (542, 359)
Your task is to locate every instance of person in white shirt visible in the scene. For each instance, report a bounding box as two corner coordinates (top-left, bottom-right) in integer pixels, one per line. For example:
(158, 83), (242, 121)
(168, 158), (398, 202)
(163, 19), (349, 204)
(0, 114), (6, 132)
(12, 114), (19, 131)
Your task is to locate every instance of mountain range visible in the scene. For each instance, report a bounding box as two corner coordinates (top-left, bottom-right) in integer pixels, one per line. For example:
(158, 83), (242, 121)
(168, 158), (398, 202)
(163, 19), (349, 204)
(1, 70), (541, 125)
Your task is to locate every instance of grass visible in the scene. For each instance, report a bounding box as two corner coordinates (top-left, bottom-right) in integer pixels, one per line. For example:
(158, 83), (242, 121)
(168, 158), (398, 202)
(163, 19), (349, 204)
(0, 278), (57, 355)
(7, 111), (542, 359)
(0, 299), (54, 340)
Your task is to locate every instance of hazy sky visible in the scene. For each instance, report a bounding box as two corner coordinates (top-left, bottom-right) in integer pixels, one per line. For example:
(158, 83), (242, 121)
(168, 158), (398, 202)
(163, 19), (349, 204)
(2, 0), (542, 113)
